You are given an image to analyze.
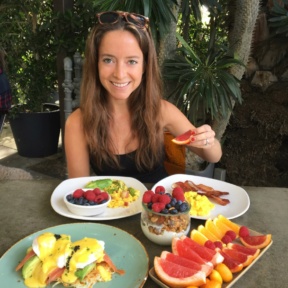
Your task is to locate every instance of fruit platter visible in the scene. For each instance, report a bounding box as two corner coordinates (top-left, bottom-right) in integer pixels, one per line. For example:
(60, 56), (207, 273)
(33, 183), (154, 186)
(141, 184), (272, 288)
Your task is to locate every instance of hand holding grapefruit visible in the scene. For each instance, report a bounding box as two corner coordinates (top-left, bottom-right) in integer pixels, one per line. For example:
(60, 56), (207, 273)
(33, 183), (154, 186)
(172, 130), (195, 145)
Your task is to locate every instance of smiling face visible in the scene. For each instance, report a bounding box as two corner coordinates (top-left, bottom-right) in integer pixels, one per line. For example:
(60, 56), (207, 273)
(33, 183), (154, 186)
(98, 29), (144, 101)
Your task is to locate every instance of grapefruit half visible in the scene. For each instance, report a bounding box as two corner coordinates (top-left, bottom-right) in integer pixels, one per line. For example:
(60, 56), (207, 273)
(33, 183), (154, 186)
(240, 234), (272, 249)
(171, 130), (194, 145)
(154, 257), (206, 287)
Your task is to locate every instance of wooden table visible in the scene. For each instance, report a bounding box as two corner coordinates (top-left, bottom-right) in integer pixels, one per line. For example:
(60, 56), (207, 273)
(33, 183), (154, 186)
(0, 179), (287, 287)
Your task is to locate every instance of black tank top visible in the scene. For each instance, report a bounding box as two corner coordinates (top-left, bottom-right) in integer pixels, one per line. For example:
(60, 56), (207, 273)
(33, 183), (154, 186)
(90, 150), (168, 183)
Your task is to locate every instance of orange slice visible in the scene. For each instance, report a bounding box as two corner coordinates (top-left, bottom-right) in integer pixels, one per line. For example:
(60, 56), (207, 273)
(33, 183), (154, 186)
(205, 219), (223, 239)
(198, 225), (219, 242)
(191, 229), (209, 246)
(217, 215), (240, 235)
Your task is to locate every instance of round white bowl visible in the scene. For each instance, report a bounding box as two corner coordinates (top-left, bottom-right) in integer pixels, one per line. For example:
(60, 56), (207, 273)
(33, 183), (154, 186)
(64, 190), (111, 216)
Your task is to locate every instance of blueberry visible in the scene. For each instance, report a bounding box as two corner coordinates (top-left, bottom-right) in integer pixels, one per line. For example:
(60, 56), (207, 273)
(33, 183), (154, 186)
(170, 198), (177, 207)
(89, 201), (95, 205)
(84, 203), (90, 206)
(179, 202), (189, 212)
(166, 203), (172, 209)
(169, 209), (178, 214)
(147, 202), (153, 209)
(165, 193), (172, 198)
(161, 208), (169, 214)
(66, 194), (73, 201)
(78, 197), (84, 205)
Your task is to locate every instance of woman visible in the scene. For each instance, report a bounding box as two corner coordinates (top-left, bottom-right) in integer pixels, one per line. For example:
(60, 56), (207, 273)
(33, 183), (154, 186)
(65, 11), (222, 182)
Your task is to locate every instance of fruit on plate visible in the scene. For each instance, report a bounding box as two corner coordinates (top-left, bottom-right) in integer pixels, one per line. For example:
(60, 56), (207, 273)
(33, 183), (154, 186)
(154, 257), (206, 287)
(214, 263), (233, 283)
(222, 248), (254, 267)
(240, 234), (272, 249)
(178, 236), (223, 266)
(219, 250), (244, 273)
(226, 243), (260, 259)
(217, 214), (240, 235)
(171, 130), (195, 145)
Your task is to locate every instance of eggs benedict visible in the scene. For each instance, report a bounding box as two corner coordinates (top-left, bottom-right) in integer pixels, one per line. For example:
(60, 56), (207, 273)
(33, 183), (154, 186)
(16, 233), (125, 288)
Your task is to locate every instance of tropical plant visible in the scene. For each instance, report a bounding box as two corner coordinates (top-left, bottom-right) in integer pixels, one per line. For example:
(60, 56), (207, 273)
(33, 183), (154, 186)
(268, 0), (288, 37)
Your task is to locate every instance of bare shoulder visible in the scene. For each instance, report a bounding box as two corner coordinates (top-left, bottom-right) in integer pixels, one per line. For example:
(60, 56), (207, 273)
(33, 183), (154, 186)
(65, 108), (82, 129)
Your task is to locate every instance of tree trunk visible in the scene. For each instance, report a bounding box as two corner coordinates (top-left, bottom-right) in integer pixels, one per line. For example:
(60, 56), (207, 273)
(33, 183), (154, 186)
(213, 0), (261, 140)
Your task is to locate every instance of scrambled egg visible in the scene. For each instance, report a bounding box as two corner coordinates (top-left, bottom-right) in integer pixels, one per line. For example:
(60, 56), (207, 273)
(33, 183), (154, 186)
(184, 191), (215, 216)
(103, 180), (140, 208)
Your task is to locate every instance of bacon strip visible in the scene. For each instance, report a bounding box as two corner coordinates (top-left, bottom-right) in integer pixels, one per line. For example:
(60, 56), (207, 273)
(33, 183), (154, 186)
(104, 254), (125, 275)
(173, 180), (230, 206)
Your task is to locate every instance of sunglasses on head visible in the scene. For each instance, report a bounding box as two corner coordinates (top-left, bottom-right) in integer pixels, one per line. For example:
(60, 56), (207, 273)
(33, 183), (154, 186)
(96, 11), (149, 29)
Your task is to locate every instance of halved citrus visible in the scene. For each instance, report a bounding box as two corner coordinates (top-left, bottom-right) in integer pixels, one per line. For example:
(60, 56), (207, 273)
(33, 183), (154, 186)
(240, 234), (272, 249)
(198, 225), (220, 242)
(191, 229), (209, 246)
(219, 251), (243, 273)
(205, 219), (223, 239)
(154, 257), (206, 287)
(227, 243), (260, 259)
(172, 130), (194, 145)
(217, 215), (240, 235)
(181, 236), (224, 266)
(222, 248), (254, 267)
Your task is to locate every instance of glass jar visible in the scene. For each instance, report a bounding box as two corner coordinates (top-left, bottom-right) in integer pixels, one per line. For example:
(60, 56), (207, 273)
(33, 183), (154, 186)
(140, 203), (191, 245)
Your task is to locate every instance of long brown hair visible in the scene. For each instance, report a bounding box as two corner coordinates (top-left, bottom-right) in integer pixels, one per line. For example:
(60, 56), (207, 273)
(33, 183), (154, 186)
(80, 19), (164, 171)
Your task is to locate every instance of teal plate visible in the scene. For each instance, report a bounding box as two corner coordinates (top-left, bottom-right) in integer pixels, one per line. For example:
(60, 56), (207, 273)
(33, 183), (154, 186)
(0, 223), (149, 287)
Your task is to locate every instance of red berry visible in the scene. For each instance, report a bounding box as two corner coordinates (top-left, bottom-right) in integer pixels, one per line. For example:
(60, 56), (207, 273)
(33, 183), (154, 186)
(222, 234), (232, 244)
(239, 226), (250, 237)
(155, 185), (165, 194)
(151, 194), (160, 203)
(93, 188), (102, 195)
(142, 190), (154, 203)
(225, 230), (237, 241)
(158, 194), (171, 205)
(151, 202), (165, 213)
(101, 192), (109, 200)
(204, 240), (216, 250)
(84, 190), (96, 202)
(172, 187), (185, 201)
(95, 194), (106, 203)
(73, 189), (84, 199)
(214, 241), (223, 250)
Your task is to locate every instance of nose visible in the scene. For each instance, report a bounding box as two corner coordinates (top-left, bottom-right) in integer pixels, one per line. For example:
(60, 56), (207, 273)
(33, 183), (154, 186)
(113, 61), (126, 79)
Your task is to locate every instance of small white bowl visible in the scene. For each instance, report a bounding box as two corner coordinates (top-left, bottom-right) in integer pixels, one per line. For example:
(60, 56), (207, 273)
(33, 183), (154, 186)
(64, 190), (111, 216)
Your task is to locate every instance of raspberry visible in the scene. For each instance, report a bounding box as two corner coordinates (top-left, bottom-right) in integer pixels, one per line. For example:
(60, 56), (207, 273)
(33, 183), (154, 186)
(84, 190), (96, 202)
(214, 241), (223, 250)
(222, 234), (232, 244)
(155, 185), (165, 194)
(93, 188), (102, 196)
(151, 194), (161, 203)
(239, 226), (250, 237)
(73, 189), (84, 199)
(172, 187), (185, 201)
(158, 194), (171, 205)
(101, 192), (109, 200)
(204, 240), (216, 250)
(95, 194), (106, 203)
(151, 202), (165, 213)
(142, 190), (154, 203)
(225, 230), (237, 241)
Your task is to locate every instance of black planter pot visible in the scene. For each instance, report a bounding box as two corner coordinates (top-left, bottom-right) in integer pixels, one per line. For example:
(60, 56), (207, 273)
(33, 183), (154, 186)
(9, 104), (60, 157)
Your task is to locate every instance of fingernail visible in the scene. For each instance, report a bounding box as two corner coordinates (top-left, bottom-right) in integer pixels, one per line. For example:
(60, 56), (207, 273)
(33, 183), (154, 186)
(191, 131), (196, 135)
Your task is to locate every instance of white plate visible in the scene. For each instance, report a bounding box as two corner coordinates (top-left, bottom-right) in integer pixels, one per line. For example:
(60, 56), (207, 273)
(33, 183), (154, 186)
(0, 223), (149, 288)
(51, 176), (147, 220)
(152, 174), (250, 220)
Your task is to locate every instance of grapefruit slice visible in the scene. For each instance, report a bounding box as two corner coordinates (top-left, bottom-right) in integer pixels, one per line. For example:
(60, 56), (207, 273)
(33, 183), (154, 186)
(172, 238), (213, 276)
(227, 243), (260, 259)
(217, 215), (241, 235)
(240, 234), (272, 249)
(161, 251), (211, 277)
(180, 236), (223, 266)
(219, 250), (243, 273)
(171, 130), (194, 145)
(222, 248), (254, 267)
(154, 257), (206, 287)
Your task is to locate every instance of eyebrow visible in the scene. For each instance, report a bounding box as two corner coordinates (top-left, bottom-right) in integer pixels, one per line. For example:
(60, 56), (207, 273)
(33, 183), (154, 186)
(100, 53), (141, 59)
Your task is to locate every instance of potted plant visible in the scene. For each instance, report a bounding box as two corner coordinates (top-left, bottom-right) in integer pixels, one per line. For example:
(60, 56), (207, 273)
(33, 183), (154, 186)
(0, 1), (60, 157)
